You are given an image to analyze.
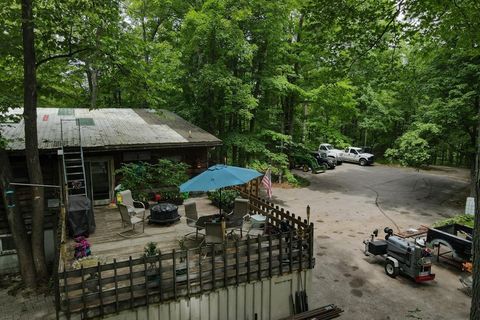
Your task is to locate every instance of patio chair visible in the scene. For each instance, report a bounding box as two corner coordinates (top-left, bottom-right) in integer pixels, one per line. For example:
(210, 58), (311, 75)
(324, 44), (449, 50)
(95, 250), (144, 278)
(231, 198), (249, 217)
(117, 203), (145, 237)
(184, 201), (204, 240)
(119, 190), (145, 216)
(204, 222), (225, 244)
(226, 198), (249, 238)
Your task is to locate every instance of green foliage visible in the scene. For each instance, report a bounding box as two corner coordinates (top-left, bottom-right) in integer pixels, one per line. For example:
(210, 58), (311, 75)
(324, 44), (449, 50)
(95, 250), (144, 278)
(144, 242), (158, 257)
(115, 160), (189, 200)
(1, 0), (479, 173)
(433, 215), (474, 229)
(385, 123), (440, 169)
(207, 189), (240, 212)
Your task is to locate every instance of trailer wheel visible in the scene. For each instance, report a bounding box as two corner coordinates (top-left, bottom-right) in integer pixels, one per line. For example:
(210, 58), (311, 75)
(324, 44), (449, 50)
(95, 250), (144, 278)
(385, 261), (399, 278)
(302, 164), (309, 172)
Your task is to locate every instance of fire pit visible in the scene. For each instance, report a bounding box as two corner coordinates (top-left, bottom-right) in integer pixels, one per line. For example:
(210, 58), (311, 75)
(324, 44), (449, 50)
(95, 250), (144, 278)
(148, 203), (180, 225)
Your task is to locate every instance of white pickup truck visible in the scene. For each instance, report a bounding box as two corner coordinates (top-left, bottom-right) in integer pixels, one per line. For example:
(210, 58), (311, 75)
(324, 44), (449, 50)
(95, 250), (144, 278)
(318, 143), (344, 165)
(342, 147), (374, 166)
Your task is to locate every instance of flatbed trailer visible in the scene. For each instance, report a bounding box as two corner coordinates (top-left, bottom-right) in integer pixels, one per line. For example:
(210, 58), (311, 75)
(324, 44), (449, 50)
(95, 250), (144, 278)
(426, 223), (473, 265)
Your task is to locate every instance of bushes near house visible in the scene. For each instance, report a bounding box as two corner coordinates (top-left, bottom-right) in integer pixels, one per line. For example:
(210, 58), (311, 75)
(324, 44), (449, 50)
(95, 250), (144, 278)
(116, 159), (189, 202)
(207, 189), (240, 212)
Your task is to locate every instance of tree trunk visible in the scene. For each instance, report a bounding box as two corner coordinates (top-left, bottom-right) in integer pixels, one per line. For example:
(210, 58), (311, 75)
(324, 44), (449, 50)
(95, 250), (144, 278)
(0, 150), (36, 288)
(21, 0), (49, 283)
(86, 62), (99, 109)
(471, 95), (480, 319)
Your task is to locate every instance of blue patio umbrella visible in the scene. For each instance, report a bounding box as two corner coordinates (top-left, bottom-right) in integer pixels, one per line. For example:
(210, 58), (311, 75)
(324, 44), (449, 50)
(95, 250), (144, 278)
(179, 164), (262, 214)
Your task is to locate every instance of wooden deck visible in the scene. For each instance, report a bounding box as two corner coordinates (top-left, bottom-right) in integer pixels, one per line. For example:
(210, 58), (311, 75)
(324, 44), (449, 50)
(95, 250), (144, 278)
(64, 196), (224, 267)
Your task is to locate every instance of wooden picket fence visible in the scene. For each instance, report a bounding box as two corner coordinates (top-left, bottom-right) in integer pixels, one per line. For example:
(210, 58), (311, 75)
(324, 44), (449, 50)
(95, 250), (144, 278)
(56, 194), (314, 319)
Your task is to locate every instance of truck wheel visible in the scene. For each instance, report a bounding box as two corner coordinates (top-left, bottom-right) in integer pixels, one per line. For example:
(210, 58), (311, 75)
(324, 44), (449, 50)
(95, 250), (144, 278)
(302, 164), (309, 172)
(359, 159), (367, 166)
(385, 261), (399, 278)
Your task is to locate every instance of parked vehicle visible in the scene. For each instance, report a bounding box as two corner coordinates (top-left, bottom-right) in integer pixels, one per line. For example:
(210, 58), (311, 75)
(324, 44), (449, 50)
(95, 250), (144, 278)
(342, 147), (374, 166)
(363, 227), (435, 282)
(311, 151), (336, 169)
(291, 153), (326, 173)
(318, 143), (344, 165)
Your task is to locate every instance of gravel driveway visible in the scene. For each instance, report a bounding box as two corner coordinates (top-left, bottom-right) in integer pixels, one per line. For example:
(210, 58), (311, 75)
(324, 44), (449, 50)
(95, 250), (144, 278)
(269, 163), (471, 320)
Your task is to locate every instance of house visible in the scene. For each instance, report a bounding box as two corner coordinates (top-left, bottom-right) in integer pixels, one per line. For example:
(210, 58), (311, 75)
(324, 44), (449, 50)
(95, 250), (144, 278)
(0, 107), (221, 273)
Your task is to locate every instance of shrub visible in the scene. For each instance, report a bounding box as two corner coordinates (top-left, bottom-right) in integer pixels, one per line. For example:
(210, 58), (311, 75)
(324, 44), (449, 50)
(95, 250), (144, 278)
(116, 160), (189, 201)
(207, 189), (240, 212)
(144, 242), (158, 257)
(433, 214), (474, 228)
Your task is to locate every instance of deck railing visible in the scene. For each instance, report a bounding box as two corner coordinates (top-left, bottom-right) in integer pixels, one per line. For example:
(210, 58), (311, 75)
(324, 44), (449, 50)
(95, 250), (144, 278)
(57, 195), (315, 319)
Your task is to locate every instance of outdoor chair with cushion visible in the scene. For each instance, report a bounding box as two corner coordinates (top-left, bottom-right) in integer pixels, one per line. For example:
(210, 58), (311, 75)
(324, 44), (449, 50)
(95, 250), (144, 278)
(119, 190), (146, 216)
(184, 201), (204, 240)
(117, 203), (145, 237)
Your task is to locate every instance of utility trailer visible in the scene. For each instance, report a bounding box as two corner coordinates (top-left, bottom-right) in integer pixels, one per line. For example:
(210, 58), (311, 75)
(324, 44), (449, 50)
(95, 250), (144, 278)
(426, 223), (473, 264)
(363, 227), (435, 282)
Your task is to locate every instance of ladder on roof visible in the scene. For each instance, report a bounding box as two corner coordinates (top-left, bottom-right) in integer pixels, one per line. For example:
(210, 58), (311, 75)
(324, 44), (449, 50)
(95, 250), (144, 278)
(60, 119), (88, 197)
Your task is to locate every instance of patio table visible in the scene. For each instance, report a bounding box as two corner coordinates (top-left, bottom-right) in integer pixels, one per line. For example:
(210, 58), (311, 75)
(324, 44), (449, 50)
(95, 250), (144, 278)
(195, 214), (243, 230)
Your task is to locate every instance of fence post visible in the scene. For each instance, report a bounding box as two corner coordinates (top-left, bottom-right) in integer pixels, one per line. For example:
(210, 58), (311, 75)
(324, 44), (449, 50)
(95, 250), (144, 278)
(299, 232), (303, 271)
(173, 249), (177, 300)
(80, 265), (86, 318)
(223, 243), (228, 287)
(113, 258), (119, 313)
(129, 256), (134, 310)
(247, 235), (251, 282)
(279, 233), (283, 275)
(63, 264), (71, 319)
(98, 262), (104, 316)
(144, 256), (149, 307)
(309, 223), (314, 269)
(186, 250), (191, 296)
(199, 249), (203, 294)
(289, 230), (293, 273)
(257, 235), (262, 280)
(211, 245), (215, 290)
(235, 240), (240, 285)
(268, 235), (273, 278)
(158, 251), (163, 302)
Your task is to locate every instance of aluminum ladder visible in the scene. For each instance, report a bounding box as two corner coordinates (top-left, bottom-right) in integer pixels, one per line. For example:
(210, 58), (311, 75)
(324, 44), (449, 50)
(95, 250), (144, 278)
(60, 119), (87, 197)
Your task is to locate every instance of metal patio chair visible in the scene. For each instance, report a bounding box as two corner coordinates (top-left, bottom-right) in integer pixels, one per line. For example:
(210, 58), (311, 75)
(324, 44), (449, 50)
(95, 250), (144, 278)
(226, 198), (249, 238)
(117, 203), (145, 237)
(204, 222), (225, 245)
(119, 190), (146, 217)
(184, 201), (204, 240)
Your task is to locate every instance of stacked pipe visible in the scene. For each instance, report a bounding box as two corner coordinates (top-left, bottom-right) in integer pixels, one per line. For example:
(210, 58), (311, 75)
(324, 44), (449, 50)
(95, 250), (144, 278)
(281, 304), (344, 320)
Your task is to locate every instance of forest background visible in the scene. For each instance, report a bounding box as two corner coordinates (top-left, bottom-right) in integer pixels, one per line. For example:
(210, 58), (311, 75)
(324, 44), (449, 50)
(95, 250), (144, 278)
(1, 0), (478, 181)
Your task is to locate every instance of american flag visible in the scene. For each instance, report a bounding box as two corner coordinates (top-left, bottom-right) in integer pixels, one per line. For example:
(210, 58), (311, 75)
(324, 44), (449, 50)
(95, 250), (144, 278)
(261, 168), (272, 199)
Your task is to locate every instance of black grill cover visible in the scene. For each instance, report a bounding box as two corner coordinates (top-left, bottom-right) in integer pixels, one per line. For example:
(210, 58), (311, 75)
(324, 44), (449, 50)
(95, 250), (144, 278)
(150, 203), (179, 223)
(67, 195), (95, 237)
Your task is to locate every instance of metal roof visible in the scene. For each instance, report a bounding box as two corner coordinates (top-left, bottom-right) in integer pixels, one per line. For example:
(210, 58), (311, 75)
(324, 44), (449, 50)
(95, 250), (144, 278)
(0, 108), (222, 151)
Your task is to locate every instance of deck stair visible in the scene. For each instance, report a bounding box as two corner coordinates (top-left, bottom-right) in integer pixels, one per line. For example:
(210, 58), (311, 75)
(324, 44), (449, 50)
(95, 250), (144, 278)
(60, 119), (87, 197)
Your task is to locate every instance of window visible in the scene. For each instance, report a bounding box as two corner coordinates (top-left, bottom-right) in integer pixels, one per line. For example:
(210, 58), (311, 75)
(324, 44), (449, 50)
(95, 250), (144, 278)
(0, 235), (16, 254)
(76, 118), (95, 126)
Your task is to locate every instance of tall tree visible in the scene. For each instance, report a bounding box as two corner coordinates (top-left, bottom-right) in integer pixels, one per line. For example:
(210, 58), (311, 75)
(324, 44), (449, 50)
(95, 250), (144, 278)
(21, 0), (48, 282)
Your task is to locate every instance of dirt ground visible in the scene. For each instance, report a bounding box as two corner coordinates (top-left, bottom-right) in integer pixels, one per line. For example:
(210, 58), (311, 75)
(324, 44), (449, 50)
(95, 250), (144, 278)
(270, 163), (471, 320)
